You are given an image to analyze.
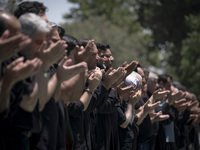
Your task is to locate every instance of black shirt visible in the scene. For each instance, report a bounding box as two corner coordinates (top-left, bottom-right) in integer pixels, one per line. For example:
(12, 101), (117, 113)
(118, 100), (135, 150)
(68, 82), (109, 150)
(96, 89), (121, 150)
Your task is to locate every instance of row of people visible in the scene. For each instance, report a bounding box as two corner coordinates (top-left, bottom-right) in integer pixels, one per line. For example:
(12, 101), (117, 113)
(0, 1), (199, 150)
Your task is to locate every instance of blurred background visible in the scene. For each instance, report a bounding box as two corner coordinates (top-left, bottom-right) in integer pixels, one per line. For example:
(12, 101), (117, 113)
(1, 0), (200, 100)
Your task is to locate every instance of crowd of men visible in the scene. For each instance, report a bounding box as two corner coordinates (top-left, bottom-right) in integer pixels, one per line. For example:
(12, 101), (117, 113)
(0, 1), (200, 150)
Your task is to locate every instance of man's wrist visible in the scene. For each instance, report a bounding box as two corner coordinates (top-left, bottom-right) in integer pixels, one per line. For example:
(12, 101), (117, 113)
(85, 88), (93, 95)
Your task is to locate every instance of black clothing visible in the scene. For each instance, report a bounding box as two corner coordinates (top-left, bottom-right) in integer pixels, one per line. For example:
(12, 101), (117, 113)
(0, 53), (40, 150)
(29, 65), (66, 150)
(118, 100), (135, 150)
(29, 98), (58, 150)
(96, 89), (121, 150)
(68, 82), (109, 150)
(135, 98), (153, 144)
(56, 100), (67, 150)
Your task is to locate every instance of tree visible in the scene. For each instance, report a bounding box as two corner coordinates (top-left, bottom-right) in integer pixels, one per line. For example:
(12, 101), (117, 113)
(61, 16), (153, 68)
(0, 0), (22, 13)
(136, 0), (200, 99)
(64, 0), (142, 33)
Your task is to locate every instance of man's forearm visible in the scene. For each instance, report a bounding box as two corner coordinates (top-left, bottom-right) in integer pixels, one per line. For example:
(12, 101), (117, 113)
(120, 103), (133, 128)
(136, 106), (148, 125)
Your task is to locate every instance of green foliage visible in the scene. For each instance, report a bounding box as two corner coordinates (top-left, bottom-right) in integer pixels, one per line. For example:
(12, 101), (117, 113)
(65, 0), (142, 33)
(0, 0), (22, 13)
(135, 0), (200, 99)
(61, 16), (153, 68)
(179, 14), (200, 98)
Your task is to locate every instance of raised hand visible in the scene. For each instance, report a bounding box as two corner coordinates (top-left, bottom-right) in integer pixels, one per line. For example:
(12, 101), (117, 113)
(150, 110), (169, 123)
(3, 57), (42, 84)
(168, 90), (184, 105)
(152, 89), (169, 102)
(143, 99), (161, 114)
(123, 60), (138, 77)
(129, 90), (141, 106)
(37, 40), (66, 71)
(103, 67), (125, 90)
(0, 30), (31, 61)
(74, 40), (95, 63)
(87, 68), (102, 93)
(173, 98), (187, 111)
(56, 56), (87, 82)
(117, 81), (134, 101)
(112, 69), (127, 89)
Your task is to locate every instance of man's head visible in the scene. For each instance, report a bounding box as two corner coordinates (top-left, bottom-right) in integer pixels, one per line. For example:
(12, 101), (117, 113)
(96, 43), (114, 71)
(104, 45), (114, 70)
(14, 1), (48, 21)
(62, 34), (79, 64)
(147, 72), (159, 94)
(158, 74), (172, 91)
(0, 11), (21, 37)
(19, 13), (50, 58)
(96, 42), (106, 69)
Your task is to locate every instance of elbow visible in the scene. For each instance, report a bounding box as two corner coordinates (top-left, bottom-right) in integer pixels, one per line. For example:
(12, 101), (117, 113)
(20, 101), (36, 112)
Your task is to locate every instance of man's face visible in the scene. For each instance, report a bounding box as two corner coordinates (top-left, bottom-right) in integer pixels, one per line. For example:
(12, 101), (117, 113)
(87, 44), (99, 70)
(26, 31), (47, 58)
(164, 77), (172, 91)
(137, 67), (146, 86)
(104, 49), (114, 69)
(98, 49), (105, 65)
(147, 78), (158, 94)
(49, 28), (60, 43)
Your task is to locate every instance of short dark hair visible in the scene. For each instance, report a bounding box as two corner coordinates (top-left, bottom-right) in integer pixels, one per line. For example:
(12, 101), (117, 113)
(62, 34), (79, 56)
(79, 39), (89, 48)
(57, 26), (65, 38)
(105, 44), (110, 49)
(14, 1), (47, 18)
(158, 74), (172, 85)
(95, 42), (106, 51)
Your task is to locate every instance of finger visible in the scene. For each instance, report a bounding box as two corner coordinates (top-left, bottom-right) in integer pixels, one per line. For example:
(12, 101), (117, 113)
(144, 99), (151, 107)
(89, 72), (95, 79)
(101, 69), (105, 74)
(38, 41), (47, 53)
(151, 101), (161, 108)
(117, 81), (125, 89)
(7, 57), (24, 68)
(122, 61), (127, 67)
(63, 58), (72, 67)
(123, 84), (134, 91)
(158, 90), (170, 95)
(16, 37), (31, 51)
(105, 68), (112, 75)
(159, 114), (170, 120)
(58, 56), (67, 67)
